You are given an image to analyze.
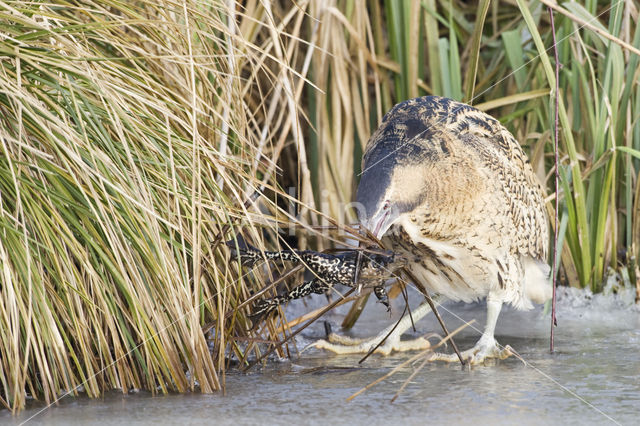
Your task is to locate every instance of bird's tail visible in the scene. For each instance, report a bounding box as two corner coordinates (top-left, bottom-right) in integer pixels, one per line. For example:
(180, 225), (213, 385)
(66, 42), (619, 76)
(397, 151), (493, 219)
(523, 257), (552, 304)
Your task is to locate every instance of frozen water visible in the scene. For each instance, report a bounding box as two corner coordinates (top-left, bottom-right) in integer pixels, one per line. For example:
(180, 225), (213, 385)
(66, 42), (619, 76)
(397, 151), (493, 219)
(4, 287), (639, 425)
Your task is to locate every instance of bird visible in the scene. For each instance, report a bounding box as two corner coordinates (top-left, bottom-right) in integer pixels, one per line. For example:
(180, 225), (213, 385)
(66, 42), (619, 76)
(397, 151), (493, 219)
(310, 95), (551, 363)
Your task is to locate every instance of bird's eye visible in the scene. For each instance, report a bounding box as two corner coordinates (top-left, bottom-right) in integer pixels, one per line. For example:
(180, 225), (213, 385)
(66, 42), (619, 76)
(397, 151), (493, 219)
(383, 201), (390, 210)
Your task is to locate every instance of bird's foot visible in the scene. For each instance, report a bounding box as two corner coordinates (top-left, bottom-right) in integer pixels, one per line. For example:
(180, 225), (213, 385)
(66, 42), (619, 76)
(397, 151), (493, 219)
(305, 322), (432, 356)
(429, 337), (513, 365)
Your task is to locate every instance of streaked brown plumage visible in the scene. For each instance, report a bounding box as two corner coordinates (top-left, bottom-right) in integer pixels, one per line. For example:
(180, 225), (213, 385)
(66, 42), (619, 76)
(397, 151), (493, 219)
(313, 96), (551, 362)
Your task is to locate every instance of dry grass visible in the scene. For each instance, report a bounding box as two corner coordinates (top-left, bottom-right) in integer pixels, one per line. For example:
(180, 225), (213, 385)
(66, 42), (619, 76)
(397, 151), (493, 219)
(0, 0), (318, 412)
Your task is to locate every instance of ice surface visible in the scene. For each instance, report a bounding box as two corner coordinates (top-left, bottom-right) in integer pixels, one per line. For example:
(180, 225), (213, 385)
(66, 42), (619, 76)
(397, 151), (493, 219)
(4, 287), (639, 426)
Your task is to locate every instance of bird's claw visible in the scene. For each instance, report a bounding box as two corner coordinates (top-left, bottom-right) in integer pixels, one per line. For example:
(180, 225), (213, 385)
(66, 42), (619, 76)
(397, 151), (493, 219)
(429, 342), (514, 365)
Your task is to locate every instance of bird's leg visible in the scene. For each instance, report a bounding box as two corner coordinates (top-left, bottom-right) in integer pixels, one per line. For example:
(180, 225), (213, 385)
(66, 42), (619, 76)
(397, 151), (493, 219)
(308, 300), (435, 355)
(429, 297), (513, 364)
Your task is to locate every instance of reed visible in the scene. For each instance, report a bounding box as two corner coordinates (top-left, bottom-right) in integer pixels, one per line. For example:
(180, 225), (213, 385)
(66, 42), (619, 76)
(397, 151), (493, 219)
(0, 0), (315, 412)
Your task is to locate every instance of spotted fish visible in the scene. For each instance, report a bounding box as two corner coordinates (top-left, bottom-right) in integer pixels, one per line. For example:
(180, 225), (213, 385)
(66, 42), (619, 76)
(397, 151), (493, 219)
(226, 235), (407, 322)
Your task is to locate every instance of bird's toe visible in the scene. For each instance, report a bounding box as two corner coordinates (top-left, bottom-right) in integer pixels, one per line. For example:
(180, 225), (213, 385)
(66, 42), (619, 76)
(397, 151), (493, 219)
(467, 342), (513, 365)
(306, 329), (402, 355)
(428, 340), (514, 365)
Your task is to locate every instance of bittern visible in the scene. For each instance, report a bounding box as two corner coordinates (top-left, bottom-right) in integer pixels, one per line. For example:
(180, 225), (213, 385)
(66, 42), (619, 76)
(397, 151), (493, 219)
(311, 96), (551, 364)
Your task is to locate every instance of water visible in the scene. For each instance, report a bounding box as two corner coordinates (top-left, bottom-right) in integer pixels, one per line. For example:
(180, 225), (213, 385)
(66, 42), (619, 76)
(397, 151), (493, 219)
(4, 287), (639, 425)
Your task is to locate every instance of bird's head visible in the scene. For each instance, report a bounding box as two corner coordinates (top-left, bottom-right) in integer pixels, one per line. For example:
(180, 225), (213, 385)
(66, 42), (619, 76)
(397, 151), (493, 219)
(356, 156), (429, 239)
(355, 102), (450, 239)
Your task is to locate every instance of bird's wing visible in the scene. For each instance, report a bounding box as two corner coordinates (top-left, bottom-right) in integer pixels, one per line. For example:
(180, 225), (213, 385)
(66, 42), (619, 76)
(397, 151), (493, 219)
(452, 109), (549, 261)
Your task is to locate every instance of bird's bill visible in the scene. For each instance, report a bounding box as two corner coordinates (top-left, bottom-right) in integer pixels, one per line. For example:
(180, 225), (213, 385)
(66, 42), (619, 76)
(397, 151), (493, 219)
(365, 208), (395, 239)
